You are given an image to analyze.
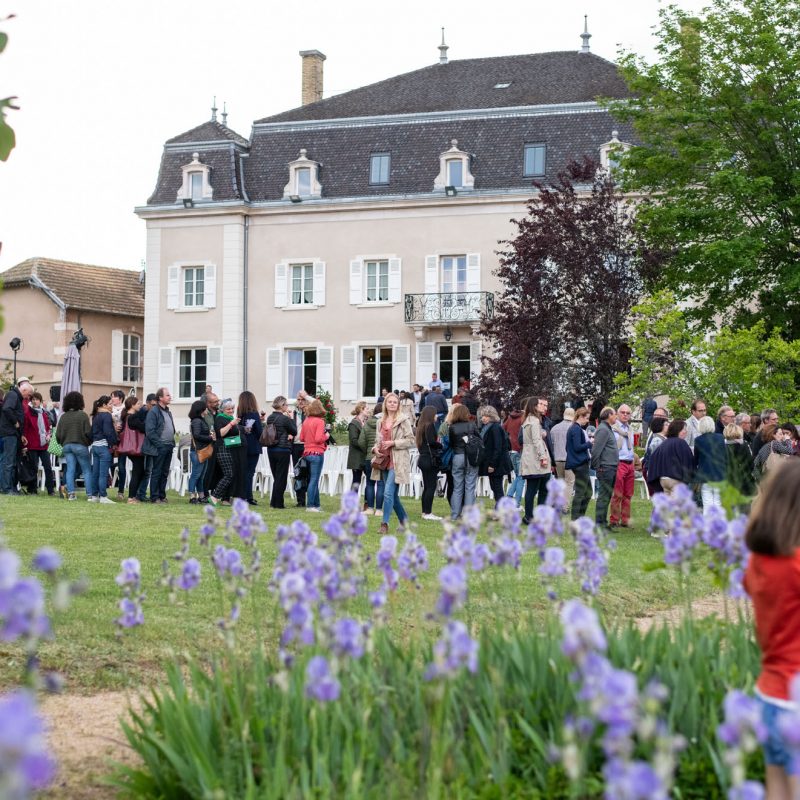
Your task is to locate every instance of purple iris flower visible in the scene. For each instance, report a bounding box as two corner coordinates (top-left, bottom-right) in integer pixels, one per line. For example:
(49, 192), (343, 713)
(32, 548), (62, 575)
(546, 478), (568, 511)
(435, 564), (468, 618)
(117, 597), (144, 628)
(425, 619), (479, 680)
(305, 655), (340, 702)
(717, 691), (766, 747)
(560, 599), (607, 662)
(602, 757), (667, 800)
(0, 690), (56, 793)
(0, 578), (51, 642)
(728, 782), (765, 800)
(397, 532), (429, 584)
(115, 557), (141, 589)
(331, 617), (365, 659)
(540, 547), (566, 577)
(229, 499), (266, 542)
(178, 558), (201, 591)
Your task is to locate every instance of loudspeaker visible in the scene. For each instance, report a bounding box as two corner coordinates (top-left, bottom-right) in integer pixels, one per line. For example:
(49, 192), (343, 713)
(49, 386), (61, 402)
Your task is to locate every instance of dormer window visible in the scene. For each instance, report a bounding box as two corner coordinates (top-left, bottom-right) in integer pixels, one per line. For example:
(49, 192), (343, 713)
(600, 130), (631, 172)
(434, 139), (475, 193)
(369, 153), (390, 185)
(494, 82), (511, 89)
(177, 153), (213, 203)
(523, 144), (546, 177)
(283, 149), (322, 200)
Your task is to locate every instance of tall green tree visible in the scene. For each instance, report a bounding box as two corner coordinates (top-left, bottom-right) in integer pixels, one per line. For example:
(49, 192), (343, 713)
(609, 0), (800, 338)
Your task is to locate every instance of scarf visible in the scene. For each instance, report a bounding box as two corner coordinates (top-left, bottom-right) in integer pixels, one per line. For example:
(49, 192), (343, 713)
(612, 422), (633, 450)
(31, 406), (47, 446)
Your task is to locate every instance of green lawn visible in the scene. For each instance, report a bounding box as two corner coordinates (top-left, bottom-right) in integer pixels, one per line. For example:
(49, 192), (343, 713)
(0, 489), (712, 693)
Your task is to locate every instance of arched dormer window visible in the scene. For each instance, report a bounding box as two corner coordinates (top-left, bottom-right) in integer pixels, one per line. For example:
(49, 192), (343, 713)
(599, 130), (631, 173)
(283, 149), (322, 200)
(177, 153), (213, 202)
(433, 139), (475, 193)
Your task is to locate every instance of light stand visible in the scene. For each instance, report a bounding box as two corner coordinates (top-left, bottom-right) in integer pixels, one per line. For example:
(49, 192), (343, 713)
(9, 337), (21, 384)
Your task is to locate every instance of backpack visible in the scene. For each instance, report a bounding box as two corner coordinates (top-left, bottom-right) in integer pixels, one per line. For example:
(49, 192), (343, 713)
(465, 430), (484, 468)
(260, 421), (278, 447)
(440, 433), (453, 470)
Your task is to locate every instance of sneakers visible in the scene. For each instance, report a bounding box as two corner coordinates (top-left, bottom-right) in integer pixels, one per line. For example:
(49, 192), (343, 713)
(98, 496), (115, 505)
(307, 507), (321, 513)
(68, 493), (77, 501)
(127, 498), (140, 505)
(422, 513), (443, 521)
(117, 491), (125, 501)
(379, 523), (389, 535)
(87, 496), (98, 503)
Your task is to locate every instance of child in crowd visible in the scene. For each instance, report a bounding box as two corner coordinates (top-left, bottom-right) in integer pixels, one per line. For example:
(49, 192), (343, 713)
(744, 460), (800, 800)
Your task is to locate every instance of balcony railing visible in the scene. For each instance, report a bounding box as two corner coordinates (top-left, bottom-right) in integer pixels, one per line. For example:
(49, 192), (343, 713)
(403, 291), (494, 325)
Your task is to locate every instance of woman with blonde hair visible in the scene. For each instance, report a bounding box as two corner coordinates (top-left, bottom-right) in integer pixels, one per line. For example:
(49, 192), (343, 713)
(371, 392), (414, 533)
(299, 398), (330, 512)
(348, 401), (369, 493)
(520, 395), (551, 523)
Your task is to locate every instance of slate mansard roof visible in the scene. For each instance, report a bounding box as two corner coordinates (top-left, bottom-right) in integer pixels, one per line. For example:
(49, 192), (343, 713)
(146, 51), (633, 206)
(258, 51), (630, 123)
(1, 258), (145, 318)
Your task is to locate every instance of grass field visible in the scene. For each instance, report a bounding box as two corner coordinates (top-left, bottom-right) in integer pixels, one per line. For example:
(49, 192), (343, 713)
(0, 488), (713, 693)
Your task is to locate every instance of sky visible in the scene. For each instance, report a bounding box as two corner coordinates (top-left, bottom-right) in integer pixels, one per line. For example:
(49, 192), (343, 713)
(0, 0), (706, 273)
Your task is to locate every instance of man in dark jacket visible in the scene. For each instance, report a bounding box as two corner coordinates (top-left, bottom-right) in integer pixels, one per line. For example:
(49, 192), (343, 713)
(425, 387), (449, 424)
(0, 378), (33, 495)
(142, 387), (175, 503)
(590, 407), (619, 530)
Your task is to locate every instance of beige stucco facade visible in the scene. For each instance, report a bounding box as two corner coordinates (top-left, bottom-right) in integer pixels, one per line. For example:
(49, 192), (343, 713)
(140, 193), (529, 420)
(0, 283), (144, 400)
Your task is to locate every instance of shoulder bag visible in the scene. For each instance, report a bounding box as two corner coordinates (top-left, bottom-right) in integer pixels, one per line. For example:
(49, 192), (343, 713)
(195, 438), (214, 463)
(118, 423), (144, 457)
(47, 432), (63, 458)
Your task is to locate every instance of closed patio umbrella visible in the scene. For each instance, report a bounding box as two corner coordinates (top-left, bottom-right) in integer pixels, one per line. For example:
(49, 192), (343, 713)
(59, 342), (81, 402)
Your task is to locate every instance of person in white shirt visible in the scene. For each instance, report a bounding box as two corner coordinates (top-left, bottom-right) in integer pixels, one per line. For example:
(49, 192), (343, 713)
(428, 373), (443, 391)
(684, 398), (707, 450)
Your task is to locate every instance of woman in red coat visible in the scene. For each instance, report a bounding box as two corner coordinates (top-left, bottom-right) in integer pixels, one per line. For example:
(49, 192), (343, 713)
(23, 391), (55, 494)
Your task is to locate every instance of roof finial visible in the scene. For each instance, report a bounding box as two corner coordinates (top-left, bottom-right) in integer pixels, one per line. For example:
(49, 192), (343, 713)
(580, 15), (591, 53)
(221, 101), (228, 126)
(438, 27), (449, 65)
(211, 96), (218, 122)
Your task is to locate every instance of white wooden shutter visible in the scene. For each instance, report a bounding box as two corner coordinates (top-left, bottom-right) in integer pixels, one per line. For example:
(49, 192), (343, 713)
(393, 345), (411, 390)
(274, 263), (288, 307)
(167, 266), (179, 309)
(111, 330), (123, 383)
(266, 348), (283, 401)
(207, 346), (223, 395)
(470, 340), (483, 380)
(204, 265), (217, 308)
(424, 255), (439, 294)
(316, 346), (333, 395)
(416, 342), (435, 386)
(349, 259), (363, 305)
(388, 258), (402, 303)
(340, 346), (357, 401)
(158, 347), (174, 388)
(466, 252), (481, 292)
(313, 261), (326, 306)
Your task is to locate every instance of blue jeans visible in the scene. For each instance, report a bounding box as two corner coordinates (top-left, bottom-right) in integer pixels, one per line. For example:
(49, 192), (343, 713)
(759, 696), (800, 775)
(506, 450), (524, 504)
(188, 450), (207, 495)
(63, 443), (94, 496)
(91, 444), (113, 498)
(381, 468), (408, 525)
(0, 434), (18, 493)
(305, 453), (324, 508)
(450, 452), (479, 519)
(363, 459), (384, 510)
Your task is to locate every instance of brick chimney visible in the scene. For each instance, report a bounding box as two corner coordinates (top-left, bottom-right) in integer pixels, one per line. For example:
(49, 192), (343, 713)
(299, 50), (326, 106)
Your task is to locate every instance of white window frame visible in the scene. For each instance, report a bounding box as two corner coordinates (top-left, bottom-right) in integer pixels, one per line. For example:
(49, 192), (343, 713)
(177, 347), (209, 401)
(360, 345), (395, 400)
(433, 139), (475, 192)
(166, 261), (216, 312)
(275, 259), (326, 309)
(122, 333), (141, 384)
(289, 263), (314, 306)
(183, 266), (205, 307)
(369, 153), (390, 185)
(350, 256), (401, 306)
(523, 143), (546, 177)
(286, 348), (318, 398)
(364, 260), (389, 303)
(440, 255), (468, 295)
(600, 131), (631, 172)
(177, 152), (213, 202)
(283, 148), (322, 199)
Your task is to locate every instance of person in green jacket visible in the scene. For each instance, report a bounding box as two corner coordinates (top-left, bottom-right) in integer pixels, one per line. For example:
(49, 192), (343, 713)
(357, 403), (384, 514)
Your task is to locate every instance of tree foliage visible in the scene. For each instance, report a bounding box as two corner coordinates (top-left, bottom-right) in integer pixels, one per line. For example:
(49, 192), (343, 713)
(0, 14), (17, 162)
(478, 158), (657, 408)
(609, 0), (800, 338)
(614, 294), (800, 419)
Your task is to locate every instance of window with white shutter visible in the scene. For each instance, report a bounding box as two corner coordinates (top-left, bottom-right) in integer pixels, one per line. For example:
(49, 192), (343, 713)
(416, 342), (435, 385)
(393, 345), (410, 390)
(266, 348), (283, 400)
(316, 347), (333, 395)
(340, 346), (357, 401)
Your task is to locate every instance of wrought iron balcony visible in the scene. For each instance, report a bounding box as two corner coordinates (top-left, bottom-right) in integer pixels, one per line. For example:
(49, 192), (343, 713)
(403, 291), (494, 325)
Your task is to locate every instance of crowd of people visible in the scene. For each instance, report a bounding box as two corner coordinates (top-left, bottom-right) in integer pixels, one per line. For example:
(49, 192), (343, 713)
(2, 376), (798, 536)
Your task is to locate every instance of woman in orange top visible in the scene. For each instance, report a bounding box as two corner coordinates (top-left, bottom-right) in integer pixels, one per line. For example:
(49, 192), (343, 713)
(744, 459), (800, 800)
(299, 399), (330, 512)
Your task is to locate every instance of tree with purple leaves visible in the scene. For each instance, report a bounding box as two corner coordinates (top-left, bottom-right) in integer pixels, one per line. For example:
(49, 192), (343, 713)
(478, 157), (660, 406)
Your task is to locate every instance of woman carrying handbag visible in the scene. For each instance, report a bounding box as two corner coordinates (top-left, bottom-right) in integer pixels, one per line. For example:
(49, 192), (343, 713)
(415, 405), (442, 520)
(188, 399), (215, 505)
(118, 396), (146, 504)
